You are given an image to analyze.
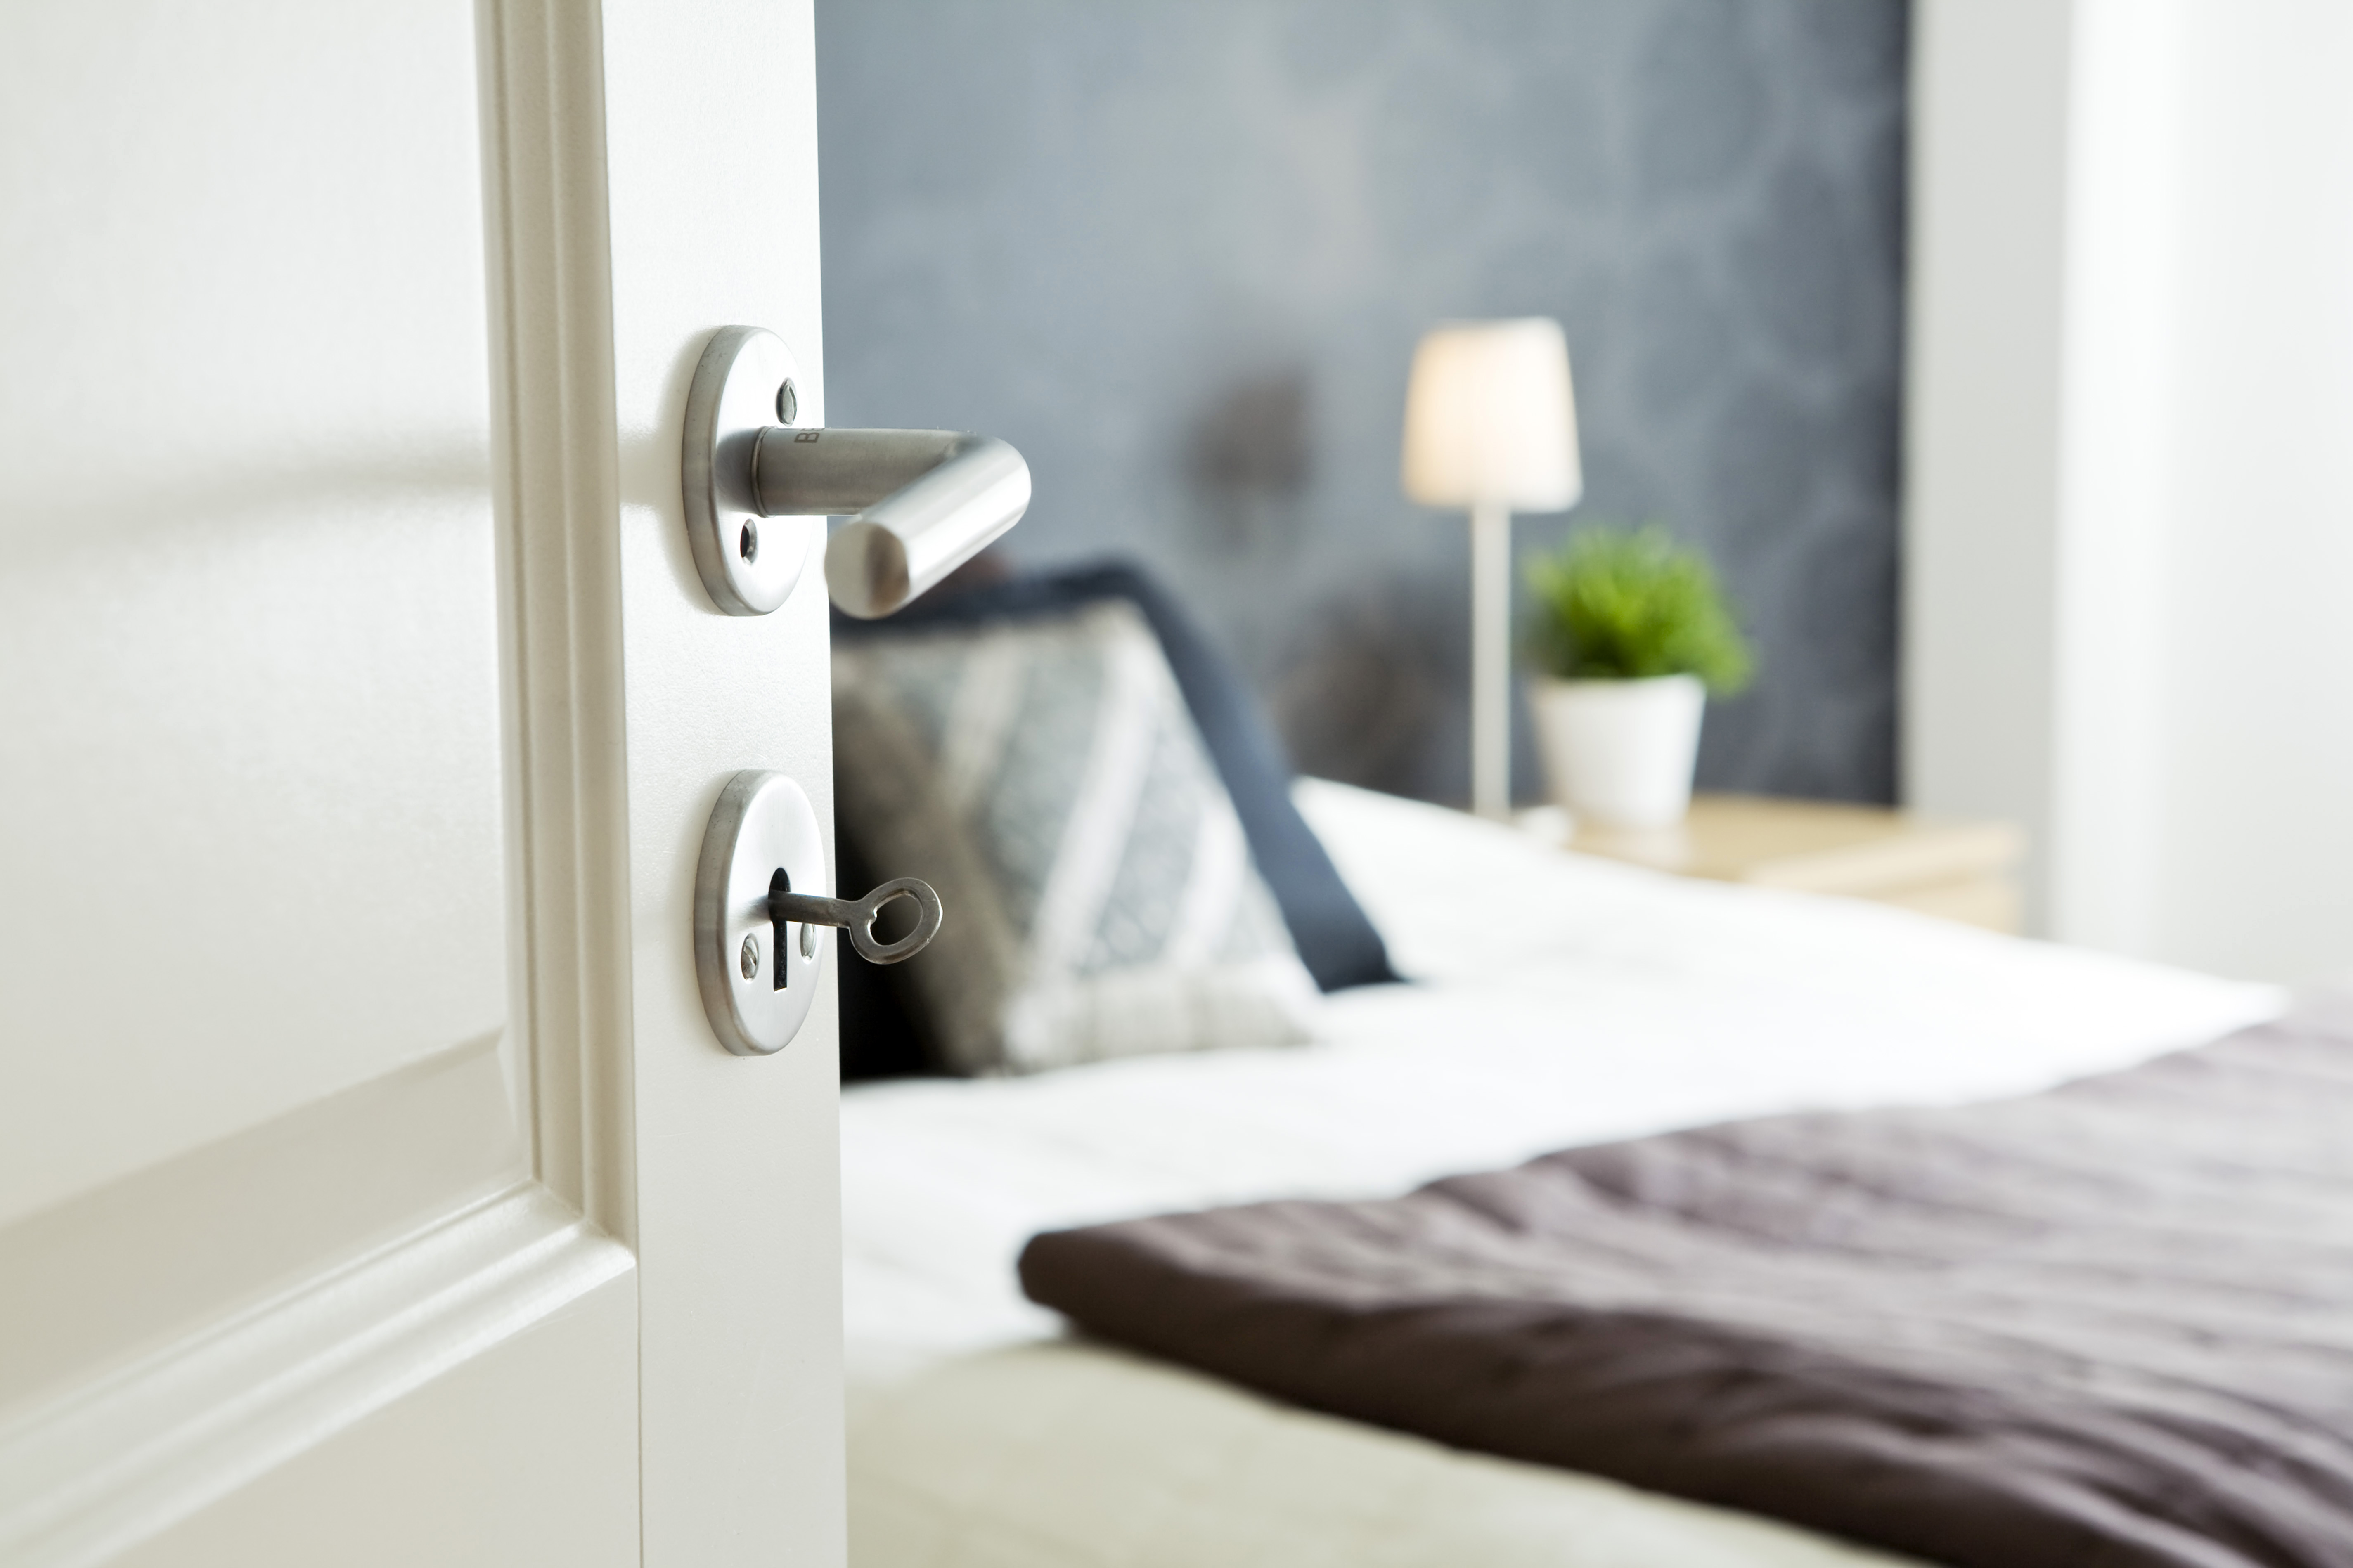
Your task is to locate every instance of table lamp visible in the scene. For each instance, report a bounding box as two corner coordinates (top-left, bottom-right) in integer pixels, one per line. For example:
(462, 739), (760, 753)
(1401, 318), (1582, 818)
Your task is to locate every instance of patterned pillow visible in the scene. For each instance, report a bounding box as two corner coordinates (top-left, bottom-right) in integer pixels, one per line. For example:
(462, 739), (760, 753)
(832, 599), (1319, 1074)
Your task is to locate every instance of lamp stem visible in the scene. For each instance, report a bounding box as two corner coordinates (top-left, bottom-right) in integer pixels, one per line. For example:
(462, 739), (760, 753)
(1470, 501), (1513, 819)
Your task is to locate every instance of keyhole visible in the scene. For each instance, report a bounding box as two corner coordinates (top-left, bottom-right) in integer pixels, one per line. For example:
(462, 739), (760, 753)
(769, 867), (792, 991)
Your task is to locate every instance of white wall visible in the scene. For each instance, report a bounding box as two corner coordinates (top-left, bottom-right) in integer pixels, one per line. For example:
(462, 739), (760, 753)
(1908, 0), (2353, 984)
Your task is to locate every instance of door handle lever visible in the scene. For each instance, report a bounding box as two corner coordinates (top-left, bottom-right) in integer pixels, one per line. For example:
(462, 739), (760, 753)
(758, 428), (1027, 619)
(683, 326), (1030, 617)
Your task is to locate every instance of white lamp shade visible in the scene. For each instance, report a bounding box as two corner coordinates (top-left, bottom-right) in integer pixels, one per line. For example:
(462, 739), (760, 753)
(1400, 317), (1582, 511)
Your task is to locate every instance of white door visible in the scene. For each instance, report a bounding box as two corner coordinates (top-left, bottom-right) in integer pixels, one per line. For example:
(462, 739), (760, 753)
(0, 4), (840, 1565)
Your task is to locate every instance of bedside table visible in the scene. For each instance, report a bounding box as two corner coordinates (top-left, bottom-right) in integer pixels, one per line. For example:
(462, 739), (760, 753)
(1562, 795), (2025, 934)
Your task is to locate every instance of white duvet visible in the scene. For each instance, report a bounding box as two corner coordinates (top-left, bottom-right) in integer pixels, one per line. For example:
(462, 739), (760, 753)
(843, 781), (2283, 1567)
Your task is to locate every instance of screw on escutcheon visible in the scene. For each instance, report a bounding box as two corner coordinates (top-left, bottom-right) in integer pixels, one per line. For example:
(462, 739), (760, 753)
(739, 933), (760, 980)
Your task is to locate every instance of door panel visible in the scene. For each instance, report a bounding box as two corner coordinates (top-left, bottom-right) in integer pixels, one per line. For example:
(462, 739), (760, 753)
(0, 0), (508, 1222)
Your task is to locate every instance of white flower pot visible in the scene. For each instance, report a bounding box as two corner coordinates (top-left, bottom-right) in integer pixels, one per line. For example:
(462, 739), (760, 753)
(1528, 674), (1706, 828)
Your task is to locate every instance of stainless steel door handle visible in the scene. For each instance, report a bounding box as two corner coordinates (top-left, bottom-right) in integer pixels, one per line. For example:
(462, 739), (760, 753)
(682, 326), (1030, 617)
(762, 428), (1029, 619)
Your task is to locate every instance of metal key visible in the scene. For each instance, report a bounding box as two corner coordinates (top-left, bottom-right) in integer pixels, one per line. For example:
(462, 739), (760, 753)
(770, 877), (943, 965)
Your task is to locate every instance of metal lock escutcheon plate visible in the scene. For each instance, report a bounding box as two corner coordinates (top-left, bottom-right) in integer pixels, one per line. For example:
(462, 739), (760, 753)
(693, 770), (828, 1056)
(682, 327), (818, 615)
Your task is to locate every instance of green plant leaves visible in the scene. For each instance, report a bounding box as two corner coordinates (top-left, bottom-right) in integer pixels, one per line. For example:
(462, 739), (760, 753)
(1523, 524), (1754, 694)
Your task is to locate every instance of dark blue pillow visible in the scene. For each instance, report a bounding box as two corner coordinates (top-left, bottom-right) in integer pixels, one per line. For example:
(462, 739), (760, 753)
(833, 558), (1398, 996)
(830, 820), (934, 1081)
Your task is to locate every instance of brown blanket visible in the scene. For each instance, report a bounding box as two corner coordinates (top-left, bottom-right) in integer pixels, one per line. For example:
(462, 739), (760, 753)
(1020, 1005), (2353, 1568)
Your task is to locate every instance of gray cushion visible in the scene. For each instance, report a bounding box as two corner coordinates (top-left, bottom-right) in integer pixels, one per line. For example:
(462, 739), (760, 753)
(833, 558), (1398, 993)
(832, 599), (1317, 1075)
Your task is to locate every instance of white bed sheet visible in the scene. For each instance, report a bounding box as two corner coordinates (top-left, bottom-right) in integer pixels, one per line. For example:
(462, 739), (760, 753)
(843, 781), (2283, 1566)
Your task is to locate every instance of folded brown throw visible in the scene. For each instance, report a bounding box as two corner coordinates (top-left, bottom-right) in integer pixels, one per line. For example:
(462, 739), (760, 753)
(1020, 1005), (2353, 1568)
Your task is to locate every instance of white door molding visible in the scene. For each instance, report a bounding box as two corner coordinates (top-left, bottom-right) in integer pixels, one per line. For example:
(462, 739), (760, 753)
(478, 0), (640, 1242)
(0, 1181), (628, 1568)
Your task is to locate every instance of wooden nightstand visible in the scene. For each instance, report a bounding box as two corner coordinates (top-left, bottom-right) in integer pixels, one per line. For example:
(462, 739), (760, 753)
(1560, 795), (2026, 933)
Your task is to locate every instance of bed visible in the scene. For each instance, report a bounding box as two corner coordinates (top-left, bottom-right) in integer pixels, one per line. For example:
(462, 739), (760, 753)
(839, 778), (2283, 1567)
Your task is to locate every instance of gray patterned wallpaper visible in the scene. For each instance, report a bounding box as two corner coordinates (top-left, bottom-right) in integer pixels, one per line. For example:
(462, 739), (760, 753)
(817, 0), (1908, 806)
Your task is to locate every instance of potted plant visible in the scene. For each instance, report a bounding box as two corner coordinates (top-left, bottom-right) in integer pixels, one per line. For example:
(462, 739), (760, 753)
(1523, 525), (1753, 828)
